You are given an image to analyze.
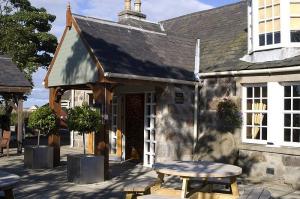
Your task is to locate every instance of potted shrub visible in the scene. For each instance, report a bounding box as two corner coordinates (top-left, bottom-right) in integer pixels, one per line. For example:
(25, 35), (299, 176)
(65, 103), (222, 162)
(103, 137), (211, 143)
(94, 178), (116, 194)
(66, 104), (104, 184)
(24, 106), (56, 169)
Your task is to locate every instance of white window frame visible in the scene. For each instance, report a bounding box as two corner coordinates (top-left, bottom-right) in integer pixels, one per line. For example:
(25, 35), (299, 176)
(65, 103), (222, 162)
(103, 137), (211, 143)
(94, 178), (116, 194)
(242, 82), (300, 147)
(242, 84), (268, 145)
(282, 83), (300, 147)
(251, 0), (300, 52)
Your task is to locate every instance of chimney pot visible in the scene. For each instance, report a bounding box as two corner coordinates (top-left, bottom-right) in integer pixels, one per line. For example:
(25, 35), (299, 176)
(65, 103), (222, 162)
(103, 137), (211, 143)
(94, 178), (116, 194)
(134, 0), (141, 13)
(125, 0), (131, 11)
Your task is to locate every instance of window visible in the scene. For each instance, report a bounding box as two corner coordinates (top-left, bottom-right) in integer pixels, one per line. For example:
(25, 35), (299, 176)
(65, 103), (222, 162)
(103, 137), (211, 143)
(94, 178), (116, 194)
(284, 85), (300, 143)
(290, 1), (300, 42)
(244, 86), (268, 142)
(258, 0), (281, 46)
(110, 96), (118, 154)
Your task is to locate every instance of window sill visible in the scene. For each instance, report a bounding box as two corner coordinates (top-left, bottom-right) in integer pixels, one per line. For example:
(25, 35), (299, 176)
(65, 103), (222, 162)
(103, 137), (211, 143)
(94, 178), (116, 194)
(239, 143), (300, 156)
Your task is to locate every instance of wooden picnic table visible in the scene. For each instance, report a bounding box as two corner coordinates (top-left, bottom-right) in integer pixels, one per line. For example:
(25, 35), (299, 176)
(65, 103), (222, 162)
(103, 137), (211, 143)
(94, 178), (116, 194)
(0, 171), (20, 199)
(152, 161), (242, 199)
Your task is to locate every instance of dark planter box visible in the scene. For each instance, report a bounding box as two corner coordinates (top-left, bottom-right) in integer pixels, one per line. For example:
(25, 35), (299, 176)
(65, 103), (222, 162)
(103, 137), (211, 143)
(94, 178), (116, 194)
(24, 146), (54, 169)
(67, 154), (104, 184)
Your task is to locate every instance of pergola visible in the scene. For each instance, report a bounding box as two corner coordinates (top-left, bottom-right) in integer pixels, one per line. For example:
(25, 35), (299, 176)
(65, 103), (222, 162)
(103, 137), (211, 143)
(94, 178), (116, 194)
(0, 54), (32, 153)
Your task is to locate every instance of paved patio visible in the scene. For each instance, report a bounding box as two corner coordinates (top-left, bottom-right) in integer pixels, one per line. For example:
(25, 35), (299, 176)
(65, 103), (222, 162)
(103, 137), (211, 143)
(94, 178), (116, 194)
(0, 147), (299, 199)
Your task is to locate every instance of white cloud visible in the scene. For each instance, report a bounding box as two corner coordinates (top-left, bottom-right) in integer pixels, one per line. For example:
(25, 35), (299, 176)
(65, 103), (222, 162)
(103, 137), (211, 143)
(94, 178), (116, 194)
(26, 0), (213, 108)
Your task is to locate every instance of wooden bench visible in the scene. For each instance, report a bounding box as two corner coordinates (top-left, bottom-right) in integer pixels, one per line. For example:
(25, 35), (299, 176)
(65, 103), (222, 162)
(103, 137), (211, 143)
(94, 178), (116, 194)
(0, 131), (11, 157)
(137, 188), (272, 199)
(124, 178), (159, 199)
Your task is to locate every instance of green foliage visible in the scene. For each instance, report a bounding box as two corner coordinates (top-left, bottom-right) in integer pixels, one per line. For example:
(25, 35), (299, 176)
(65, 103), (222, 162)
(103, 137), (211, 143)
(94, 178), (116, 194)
(0, 0), (57, 82)
(67, 104), (102, 135)
(217, 99), (243, 133)
(28, 106), (56, 135)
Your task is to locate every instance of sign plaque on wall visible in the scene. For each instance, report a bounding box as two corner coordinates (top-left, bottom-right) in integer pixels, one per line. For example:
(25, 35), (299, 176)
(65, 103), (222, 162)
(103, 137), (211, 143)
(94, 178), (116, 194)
(175, 92), (184, 104)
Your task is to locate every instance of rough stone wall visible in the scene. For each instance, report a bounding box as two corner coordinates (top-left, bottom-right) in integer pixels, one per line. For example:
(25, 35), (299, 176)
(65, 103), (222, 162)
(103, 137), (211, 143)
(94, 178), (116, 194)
(194, 77), (241, 164)
(239, 149), (300, 189)
(155, 84), (195, 162)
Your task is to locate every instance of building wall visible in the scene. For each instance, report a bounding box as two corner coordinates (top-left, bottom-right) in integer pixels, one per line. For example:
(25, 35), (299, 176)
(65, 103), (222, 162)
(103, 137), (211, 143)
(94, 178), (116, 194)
(155, 84), (195, 162)
(195, 74), (300, 189)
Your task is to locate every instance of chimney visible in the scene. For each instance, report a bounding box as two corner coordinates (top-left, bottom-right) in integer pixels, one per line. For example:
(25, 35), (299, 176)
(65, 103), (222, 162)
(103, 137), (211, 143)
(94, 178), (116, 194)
(134, 0), (141, 13)
(119, 0), (146, 21)
(66, 2), (72, 29)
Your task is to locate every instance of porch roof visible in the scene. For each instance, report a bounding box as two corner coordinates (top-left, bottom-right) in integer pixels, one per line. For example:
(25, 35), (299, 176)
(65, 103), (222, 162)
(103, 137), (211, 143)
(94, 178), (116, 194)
(74, 15), (196, 82)
(0, 55), (31, 93)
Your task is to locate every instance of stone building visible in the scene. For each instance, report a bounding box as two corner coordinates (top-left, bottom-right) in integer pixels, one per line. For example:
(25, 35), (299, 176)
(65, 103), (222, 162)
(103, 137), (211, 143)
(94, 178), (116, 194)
(45, 0), (300, 188)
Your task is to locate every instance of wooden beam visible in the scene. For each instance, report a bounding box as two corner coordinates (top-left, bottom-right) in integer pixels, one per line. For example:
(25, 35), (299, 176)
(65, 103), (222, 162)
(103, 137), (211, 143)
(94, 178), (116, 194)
(17, 99), (23, 154)
(49, 88), (62, 167)
(89, 84), (111, 180)
(0, 87), (31, 93)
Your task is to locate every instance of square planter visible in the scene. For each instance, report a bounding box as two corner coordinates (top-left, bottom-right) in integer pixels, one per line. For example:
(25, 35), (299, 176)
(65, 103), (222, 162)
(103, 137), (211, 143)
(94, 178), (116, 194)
(67, 154), (104, 184)
(24, 146), (54, 169)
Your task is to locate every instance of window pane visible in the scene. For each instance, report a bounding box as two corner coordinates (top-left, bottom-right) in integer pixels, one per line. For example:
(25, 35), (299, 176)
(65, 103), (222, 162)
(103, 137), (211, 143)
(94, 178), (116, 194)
(247, 113), (253, 125)
(259, 22), (265, 34)
(293, 99), (300, 110)
(293, 129), (300, 142)
(262, 87), (267, 97)
(247, 87), (253, 98)
(290, 3), (300, 16)
(285, 114), (291, 127)
(291, 31), (300, 42)
(247, 99), (253, 110)
(259, 8), (265, 20)
(266, 0), (272, 6)
(274, 32), (281, 44)
(274, 18), (280, 31)
(247, 127), (252, 139)
(267, 32), (273, 45)
(254, 87), (261, 97)
(254, 99), (261, 110)
(285, 99), (291, 110)
(293, 114), (300, 127)
(262, 128), (267, 140)
(284, 129), (291, 142)
(293, 85), (300, 97)
(266, 20), (273, 33)
(266, 6), (273, 18)
(262, 114), (267, 126)
(262, 99), (268, 110)
(291, 18), (300, 31)
(254, 127), (261, 140)
(259, 0), (265, 7)
(285, 86), (291, 97)
(274, 5), (280, 17)
(259, 34), (266, 46)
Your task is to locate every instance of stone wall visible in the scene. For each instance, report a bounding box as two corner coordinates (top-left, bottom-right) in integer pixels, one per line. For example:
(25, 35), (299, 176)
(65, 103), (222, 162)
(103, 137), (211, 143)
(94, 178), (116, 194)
(239, 147), (300, 189)
(194, 77), (241, 164)
(155, 84), (195, 162)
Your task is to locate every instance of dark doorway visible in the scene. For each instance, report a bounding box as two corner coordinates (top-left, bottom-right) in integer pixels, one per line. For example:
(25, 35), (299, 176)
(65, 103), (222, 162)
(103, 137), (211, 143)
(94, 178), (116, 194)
(125, 94), (144, 162)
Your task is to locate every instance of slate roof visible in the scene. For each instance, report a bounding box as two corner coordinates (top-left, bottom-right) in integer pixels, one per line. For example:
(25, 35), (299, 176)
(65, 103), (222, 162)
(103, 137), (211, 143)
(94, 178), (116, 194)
(161, 1), (300, 72)
(119, 18), (164, 33)
(74, 15), (196, 81)
(0, 54), (32, 88)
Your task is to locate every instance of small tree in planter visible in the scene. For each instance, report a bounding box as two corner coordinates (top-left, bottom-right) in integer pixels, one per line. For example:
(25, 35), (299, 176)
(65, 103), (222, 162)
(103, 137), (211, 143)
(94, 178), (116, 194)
(67, 104), (102, 154)
(24, 106), (57, 169)
(28, 106), (56, 146)
(66, 104), (104, 184)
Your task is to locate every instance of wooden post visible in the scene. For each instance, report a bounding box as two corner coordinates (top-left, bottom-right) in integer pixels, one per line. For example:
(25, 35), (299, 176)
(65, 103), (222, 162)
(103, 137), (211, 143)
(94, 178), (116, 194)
(17, 99), (23, 154)
(49, 88), (61, 167)
(90, 84), (111, 180)
(230, 177), (240, 198)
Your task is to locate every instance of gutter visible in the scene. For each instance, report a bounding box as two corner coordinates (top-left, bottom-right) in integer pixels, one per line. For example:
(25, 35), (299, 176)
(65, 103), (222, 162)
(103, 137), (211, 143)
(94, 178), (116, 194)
(104, 72), (197, 85)
(200, 65), (300, 77)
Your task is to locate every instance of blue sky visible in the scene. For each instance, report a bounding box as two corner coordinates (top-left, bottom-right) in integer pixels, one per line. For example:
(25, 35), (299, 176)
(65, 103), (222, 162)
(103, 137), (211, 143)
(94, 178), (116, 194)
(25, 0), (241, 108)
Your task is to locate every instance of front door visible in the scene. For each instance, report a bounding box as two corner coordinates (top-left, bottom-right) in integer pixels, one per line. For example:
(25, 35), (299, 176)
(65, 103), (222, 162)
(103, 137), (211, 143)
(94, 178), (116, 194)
(125, 94), (145, 161)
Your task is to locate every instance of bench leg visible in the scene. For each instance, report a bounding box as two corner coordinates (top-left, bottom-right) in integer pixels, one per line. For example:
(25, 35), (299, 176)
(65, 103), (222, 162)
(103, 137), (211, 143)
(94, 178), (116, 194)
(230, 177), (239, 198)
(181, 177), (189, 199)
(6, 145), (9, 157)
(125, 192), (135, 199)
(156, 172), (165, 189)
(4, 189), (15, 199)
